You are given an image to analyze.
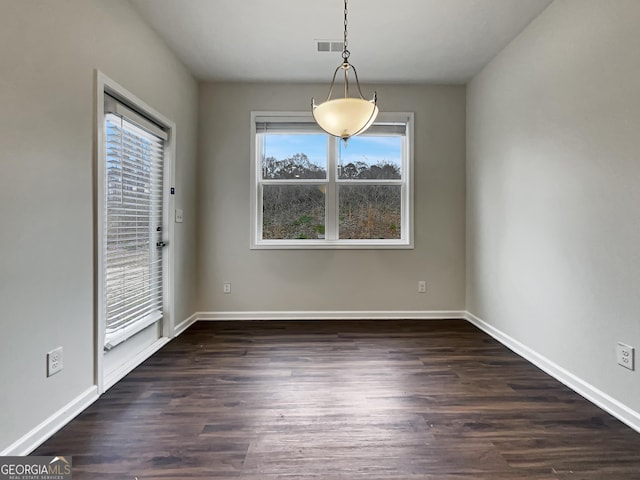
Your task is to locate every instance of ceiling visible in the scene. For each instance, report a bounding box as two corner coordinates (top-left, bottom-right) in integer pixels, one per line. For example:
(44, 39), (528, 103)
(130, 0), (553, 84)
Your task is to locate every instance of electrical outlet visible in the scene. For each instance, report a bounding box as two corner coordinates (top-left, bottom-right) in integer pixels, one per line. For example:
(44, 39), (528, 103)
(418, 281), (426, 293)
(47, 347), (63, 377)
(616, 343), (634, 371)
(175, 209), (184, 223)
(223, 282), (231, 294)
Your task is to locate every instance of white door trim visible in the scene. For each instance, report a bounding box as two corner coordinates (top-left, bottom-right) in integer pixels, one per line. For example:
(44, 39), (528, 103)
(94, 70), (176, 394)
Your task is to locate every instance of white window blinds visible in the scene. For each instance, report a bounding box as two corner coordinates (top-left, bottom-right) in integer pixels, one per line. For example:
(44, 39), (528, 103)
(255, 116), (407, 136)
(104, 101), (165, 348)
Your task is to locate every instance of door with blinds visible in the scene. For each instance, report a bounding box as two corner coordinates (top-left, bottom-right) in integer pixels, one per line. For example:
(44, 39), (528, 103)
(101, 94), (168, 384)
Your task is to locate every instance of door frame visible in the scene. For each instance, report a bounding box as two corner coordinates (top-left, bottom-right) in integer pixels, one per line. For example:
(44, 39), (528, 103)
(93, 70), (176, 394)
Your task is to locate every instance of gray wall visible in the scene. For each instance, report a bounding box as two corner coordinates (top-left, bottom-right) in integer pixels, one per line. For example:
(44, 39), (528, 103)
(0, 0), (198, 451)
(197, 83), (466, 313)
(467, 0), (640, 413)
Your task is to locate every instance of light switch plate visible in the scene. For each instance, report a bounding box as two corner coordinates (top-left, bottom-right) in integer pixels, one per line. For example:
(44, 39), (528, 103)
(175, 209), (184, 223)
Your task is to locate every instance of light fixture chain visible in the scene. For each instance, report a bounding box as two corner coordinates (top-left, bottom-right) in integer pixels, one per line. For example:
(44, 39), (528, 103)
(342, 0), (350, 62)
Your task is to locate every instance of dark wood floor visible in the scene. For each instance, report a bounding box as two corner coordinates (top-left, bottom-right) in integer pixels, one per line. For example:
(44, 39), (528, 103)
(34, 320), (640, 479)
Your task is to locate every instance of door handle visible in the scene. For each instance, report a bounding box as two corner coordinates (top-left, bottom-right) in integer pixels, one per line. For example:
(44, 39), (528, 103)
(156, 241), (167, 248)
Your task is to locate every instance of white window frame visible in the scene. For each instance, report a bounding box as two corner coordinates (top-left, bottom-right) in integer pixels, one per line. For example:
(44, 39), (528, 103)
(250, 111), (414, 249)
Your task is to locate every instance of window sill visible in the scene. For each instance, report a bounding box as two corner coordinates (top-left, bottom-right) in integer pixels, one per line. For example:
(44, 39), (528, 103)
(251, 239), (414, 250)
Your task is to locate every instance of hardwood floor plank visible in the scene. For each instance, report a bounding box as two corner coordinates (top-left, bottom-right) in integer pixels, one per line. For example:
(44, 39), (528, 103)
(33, 320), (640, 479)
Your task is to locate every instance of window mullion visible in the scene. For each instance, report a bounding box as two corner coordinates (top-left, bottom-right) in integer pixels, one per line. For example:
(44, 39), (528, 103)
(261, 179), (328, 185)
(325, 136), (338, 241)
(334, 179), (404, 185)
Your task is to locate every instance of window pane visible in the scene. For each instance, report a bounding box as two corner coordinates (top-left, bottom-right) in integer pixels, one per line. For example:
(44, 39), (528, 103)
(104, 114), (164, 339)
(339, 185), (401, 239)
(338, 135), (402, 179)
(262, 134), (327, 179)
(263, 185), (326, 239)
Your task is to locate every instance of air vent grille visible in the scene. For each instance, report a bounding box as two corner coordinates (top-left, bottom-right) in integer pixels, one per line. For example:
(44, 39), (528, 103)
(316, 40), (344, 53)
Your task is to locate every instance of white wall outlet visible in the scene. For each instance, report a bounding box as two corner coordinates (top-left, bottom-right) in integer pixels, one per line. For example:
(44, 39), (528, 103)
(616, 342), (634, 370)
(47, 347), (63, 377)
(223, 282), (231, 294)
(175, 208), (184, 223)
(418, 281), (426, 293)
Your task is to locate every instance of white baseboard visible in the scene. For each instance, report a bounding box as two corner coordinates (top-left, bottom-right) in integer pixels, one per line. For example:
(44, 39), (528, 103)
(465, 311), (640, 434)
(1, 386), (99, 456)
(196, 310), (467, 321)
(174, 312), (198, 337)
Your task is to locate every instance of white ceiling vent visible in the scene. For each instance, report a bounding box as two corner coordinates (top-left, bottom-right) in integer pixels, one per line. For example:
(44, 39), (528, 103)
(316, 40), (344, 53)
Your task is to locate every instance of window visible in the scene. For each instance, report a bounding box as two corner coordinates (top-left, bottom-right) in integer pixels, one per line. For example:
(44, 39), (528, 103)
(251, 112), (413, 249)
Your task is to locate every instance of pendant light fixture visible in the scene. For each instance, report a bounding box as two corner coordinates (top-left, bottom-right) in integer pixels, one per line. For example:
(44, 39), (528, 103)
(312, 0), (378, 144)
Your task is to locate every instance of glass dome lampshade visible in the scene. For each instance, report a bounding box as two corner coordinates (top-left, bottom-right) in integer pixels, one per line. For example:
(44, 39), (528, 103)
(313, 96), (378, 141)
